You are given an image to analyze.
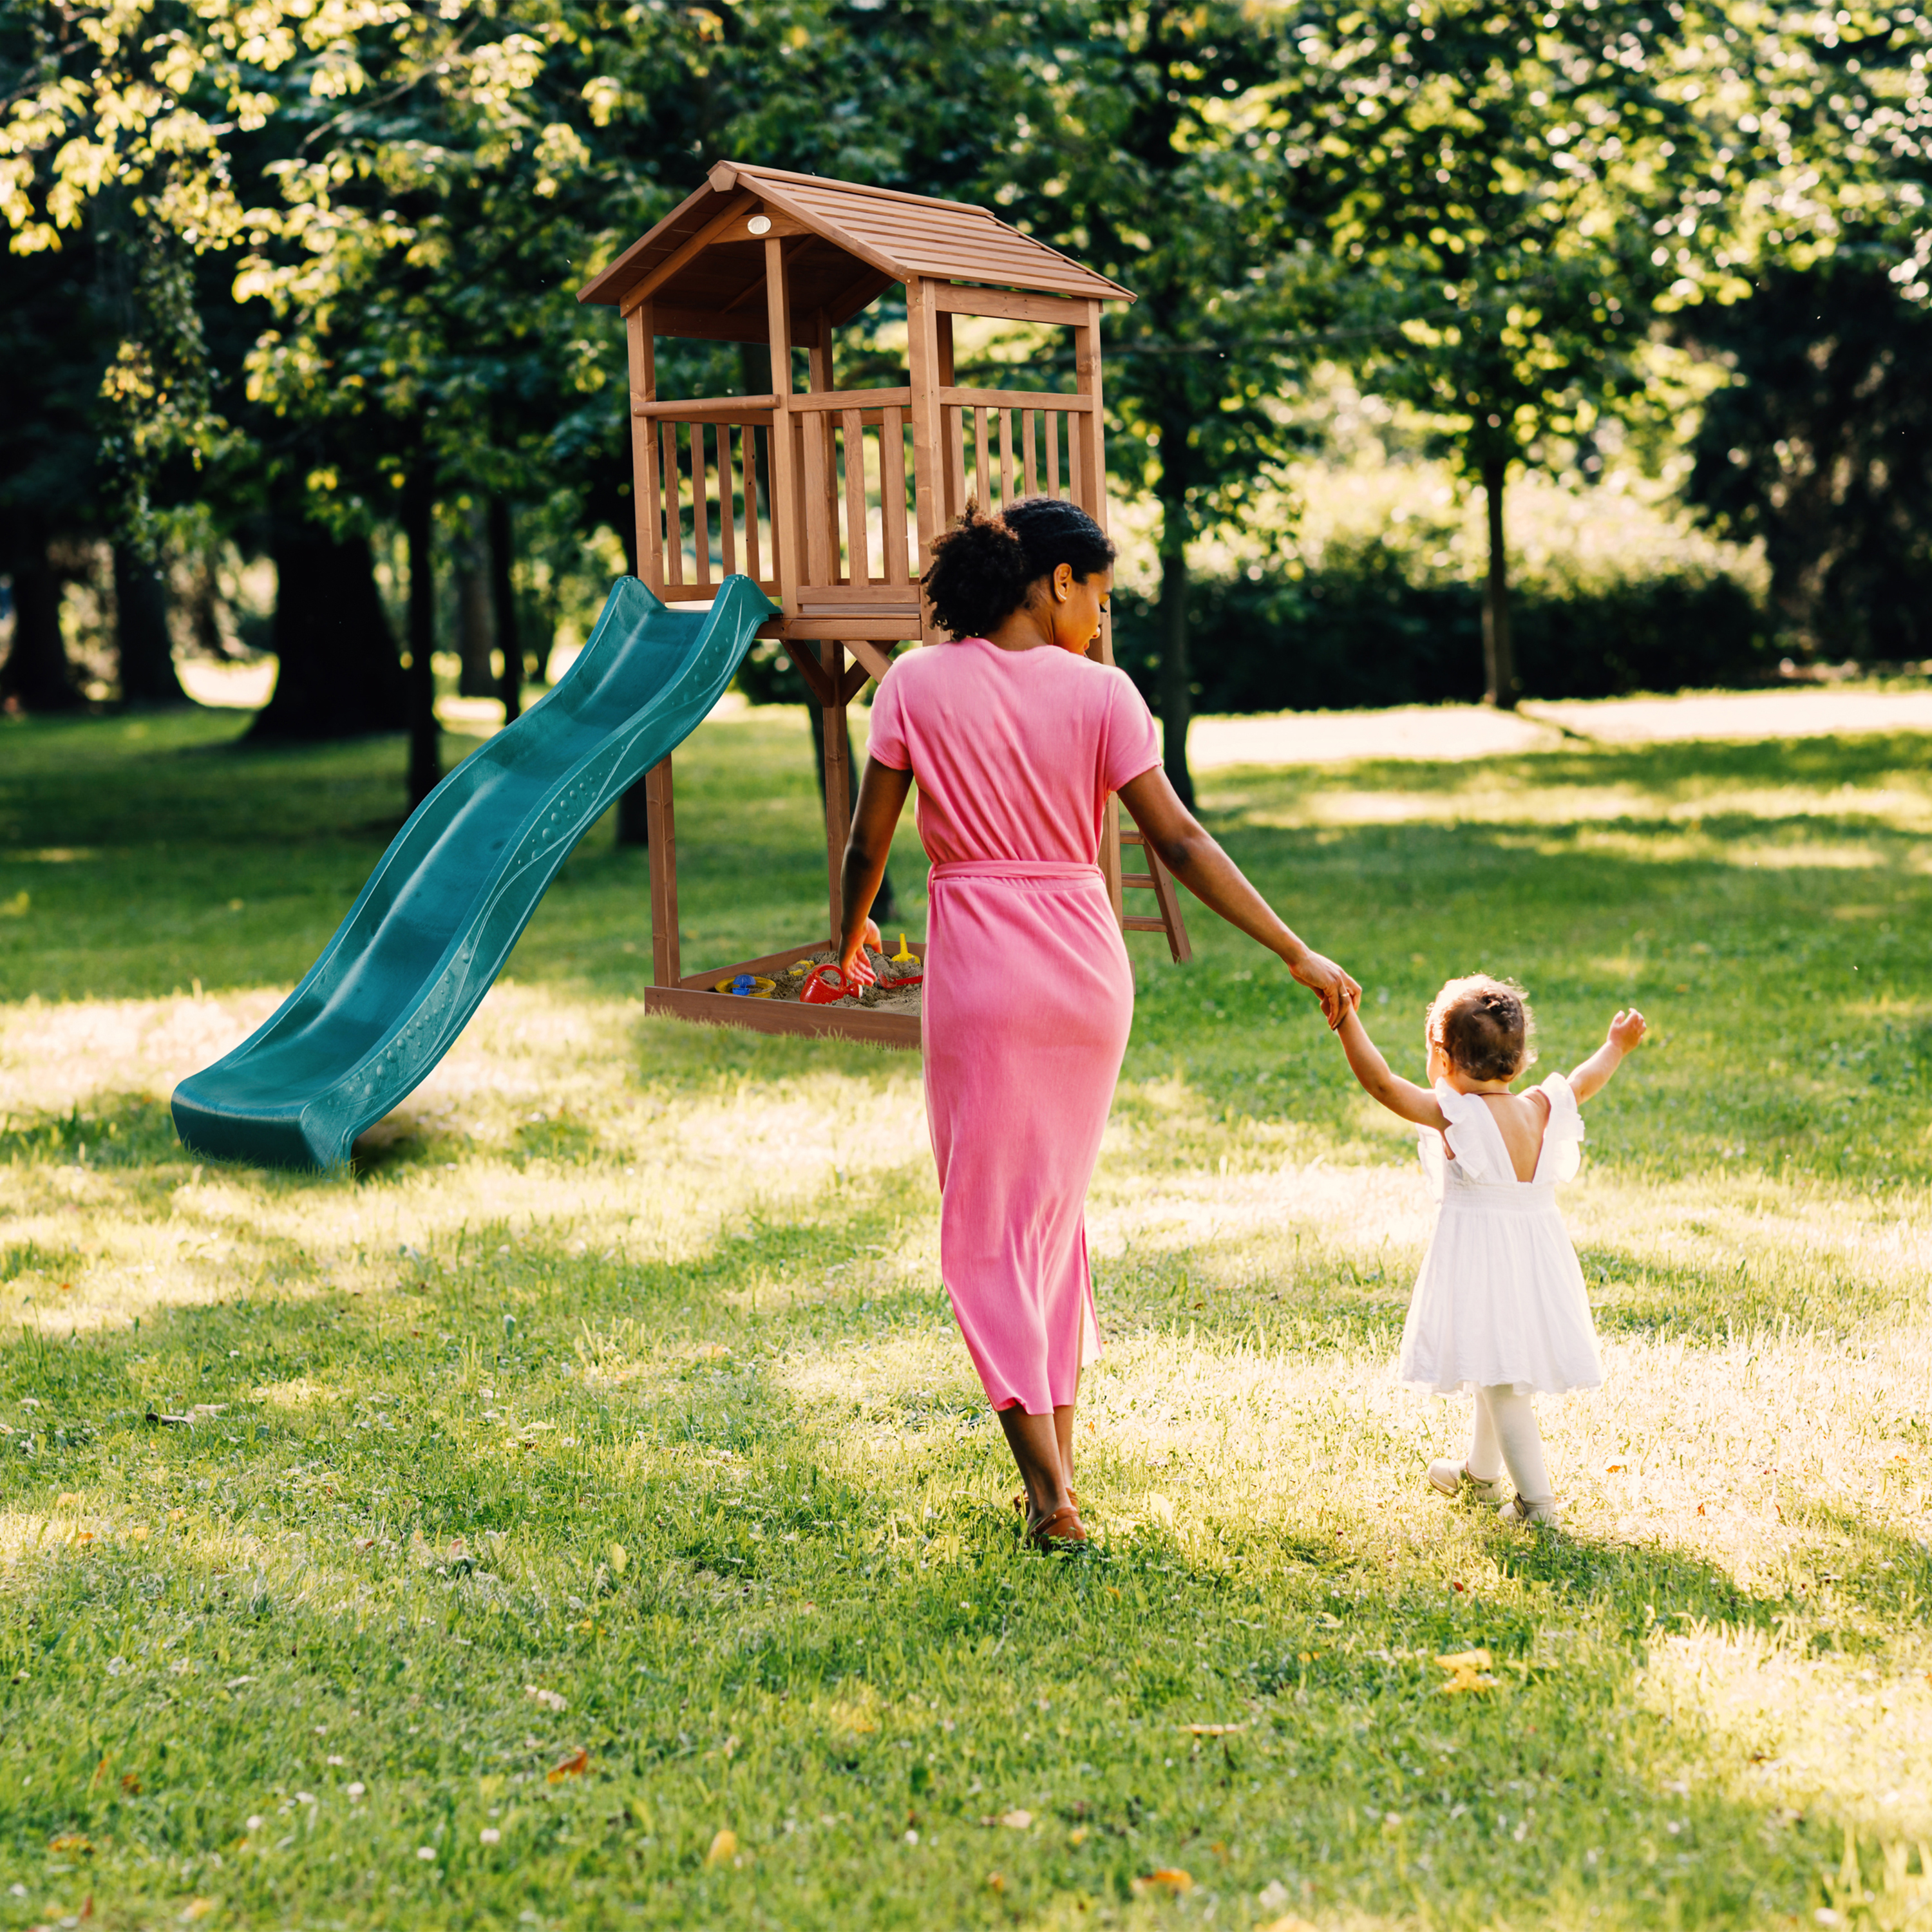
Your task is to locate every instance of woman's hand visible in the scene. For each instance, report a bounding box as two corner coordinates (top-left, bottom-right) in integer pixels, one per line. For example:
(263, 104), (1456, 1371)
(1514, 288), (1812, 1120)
(1285, 947), (1361, 1030)
(839, 918), (882, 987)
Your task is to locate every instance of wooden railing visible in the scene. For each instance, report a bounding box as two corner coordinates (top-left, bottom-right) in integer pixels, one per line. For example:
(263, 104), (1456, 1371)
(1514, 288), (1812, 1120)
(634, 384), (1097, 622)
(636, 398), (781, 600)
(940, 389), (1095, 522)
(790, 388), (916, 597)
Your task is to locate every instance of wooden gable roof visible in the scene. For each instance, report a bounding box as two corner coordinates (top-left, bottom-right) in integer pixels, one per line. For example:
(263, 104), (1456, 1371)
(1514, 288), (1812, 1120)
(578, 160), (1132, 334)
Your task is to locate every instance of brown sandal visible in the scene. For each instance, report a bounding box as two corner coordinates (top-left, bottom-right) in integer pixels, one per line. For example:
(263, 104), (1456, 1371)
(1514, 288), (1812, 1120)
(1025, 1504), (1089, 1549)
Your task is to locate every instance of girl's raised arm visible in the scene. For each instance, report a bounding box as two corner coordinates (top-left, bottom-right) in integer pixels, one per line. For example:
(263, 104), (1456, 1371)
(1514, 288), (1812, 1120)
(1335, 1005), (1448, 1130)
(1569, 1008), (1648, 1104)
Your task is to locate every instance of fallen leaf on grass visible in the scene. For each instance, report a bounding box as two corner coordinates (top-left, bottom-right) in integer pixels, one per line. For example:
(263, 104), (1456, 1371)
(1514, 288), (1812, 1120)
(1069, 1827), (1090, 1846)
(547, 1749), (589, 1783)
(1257, 1918), (1320, 1932)
(705, 1828), (737, 1866)
(121, 1774), (142, 1795)
(1132, 1869), (1193, 1897)
(48, 1834), (93, 1853)
(1435, 1648), (1498, 1694)
(608, 1542), (629, 1577)
(179, 1901), (215, 1922)
(525, 1685), (567, 1712)
(998, 1810), (1032, 1830)
(55, 1492), (81, 1508)
(1182, 1723), (1245, 1737)
(984, 1873), (1005, 1893)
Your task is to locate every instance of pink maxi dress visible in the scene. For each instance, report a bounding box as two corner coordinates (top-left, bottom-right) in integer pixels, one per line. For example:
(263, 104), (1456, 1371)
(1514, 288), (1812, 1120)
(866, 636), (1160, 1415)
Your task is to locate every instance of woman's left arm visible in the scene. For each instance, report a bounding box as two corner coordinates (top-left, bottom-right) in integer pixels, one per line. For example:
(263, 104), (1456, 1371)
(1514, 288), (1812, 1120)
(837, 757), (916, 983)
(1117, 766), (1361, 1027)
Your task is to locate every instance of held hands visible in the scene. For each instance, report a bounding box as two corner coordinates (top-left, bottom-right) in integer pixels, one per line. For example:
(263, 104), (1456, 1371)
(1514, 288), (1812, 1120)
(1287, 949), (1363, 1030)
(838, 919), (884, 988)
(1607, 1007), (1648, 1054)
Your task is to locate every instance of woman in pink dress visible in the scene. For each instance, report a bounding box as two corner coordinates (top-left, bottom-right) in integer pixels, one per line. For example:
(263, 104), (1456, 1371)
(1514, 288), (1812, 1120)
(837, 500), (1358, 1548)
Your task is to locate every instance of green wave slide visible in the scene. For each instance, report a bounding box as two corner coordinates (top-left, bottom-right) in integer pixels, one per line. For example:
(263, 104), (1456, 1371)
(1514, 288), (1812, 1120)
(172, 574), (775, 1172)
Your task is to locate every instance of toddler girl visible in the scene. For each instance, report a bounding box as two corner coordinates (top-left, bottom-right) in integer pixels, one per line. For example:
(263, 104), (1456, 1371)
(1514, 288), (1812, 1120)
(1332, 974), (1646, 1525)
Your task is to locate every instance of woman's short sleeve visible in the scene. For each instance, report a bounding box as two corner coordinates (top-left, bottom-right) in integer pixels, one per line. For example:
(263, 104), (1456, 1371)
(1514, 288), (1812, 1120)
(865, 665), (911, 770)
(1102, 668), (1160, 793)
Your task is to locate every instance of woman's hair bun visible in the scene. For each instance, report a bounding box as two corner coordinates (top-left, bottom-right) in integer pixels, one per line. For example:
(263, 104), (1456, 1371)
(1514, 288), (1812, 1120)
(922, 497), (1116, 639)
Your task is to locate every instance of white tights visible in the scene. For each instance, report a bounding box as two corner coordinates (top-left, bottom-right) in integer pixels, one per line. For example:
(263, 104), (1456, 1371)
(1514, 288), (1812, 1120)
(1466, 1385), (1553, 1509)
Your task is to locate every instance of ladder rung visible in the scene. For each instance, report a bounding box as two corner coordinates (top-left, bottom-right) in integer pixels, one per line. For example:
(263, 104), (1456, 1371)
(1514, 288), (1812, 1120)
(1122, 872), (1157, 889)
(1123, 916), (1168, 932)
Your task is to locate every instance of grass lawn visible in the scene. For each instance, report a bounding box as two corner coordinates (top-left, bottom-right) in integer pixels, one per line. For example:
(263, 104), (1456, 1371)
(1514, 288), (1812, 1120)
(1, 699), (1929, 1931)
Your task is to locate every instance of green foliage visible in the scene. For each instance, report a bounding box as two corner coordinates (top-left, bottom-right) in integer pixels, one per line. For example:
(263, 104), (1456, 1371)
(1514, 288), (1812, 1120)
(1683, 258), (1932, 661)
(1112, 547), (1773, 710)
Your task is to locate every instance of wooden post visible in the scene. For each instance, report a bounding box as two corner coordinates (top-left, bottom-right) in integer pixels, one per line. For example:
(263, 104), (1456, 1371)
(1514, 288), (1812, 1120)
(627, 303), (661, 588)
(820, 639), (851, 946)
(905, 276), (945, 642)
(646, 756), (680, 985)
(763, 236), (800, 618)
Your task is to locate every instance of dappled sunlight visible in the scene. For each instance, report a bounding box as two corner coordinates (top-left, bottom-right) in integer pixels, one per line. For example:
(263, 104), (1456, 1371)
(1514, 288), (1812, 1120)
(1641, 1624), (1932, 1839)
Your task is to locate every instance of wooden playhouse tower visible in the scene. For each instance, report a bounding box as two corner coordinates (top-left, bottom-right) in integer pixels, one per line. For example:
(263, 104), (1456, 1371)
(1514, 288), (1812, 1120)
(578, 160), (1190, 1045)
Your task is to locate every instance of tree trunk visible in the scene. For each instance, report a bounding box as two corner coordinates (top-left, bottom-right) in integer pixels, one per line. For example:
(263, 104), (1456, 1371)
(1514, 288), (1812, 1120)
(1156, 444), (1195, 808)
(404, 484), (441, 808)
(113, 543), (189, 706)
(1481, 454), (1517, 710)
(250, 518), (407, 740)
(490, 496), (522, 724)
(455, 500), (495, 698)
(1, 549), (83, 712)
(811, 704), (895, 922)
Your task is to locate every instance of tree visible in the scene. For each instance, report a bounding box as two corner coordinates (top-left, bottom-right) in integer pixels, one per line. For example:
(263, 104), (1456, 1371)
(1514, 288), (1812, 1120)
(1684, 257), (1932, 658)
(999, 0), (1314, 804)
(1267, 0), (1743, 708)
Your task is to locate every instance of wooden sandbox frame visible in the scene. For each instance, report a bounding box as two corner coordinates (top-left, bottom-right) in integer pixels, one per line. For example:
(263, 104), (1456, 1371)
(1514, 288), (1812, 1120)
(578, 161), (1191, 1047)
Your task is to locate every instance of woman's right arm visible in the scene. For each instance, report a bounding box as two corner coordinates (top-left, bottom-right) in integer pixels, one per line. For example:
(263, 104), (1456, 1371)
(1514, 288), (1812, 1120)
(838, 757), (915, 983)
(1116, 766), (1361, 1027)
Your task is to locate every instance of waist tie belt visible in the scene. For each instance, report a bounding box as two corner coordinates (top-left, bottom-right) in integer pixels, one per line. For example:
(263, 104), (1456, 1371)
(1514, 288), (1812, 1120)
(929, 860), (1104, 885)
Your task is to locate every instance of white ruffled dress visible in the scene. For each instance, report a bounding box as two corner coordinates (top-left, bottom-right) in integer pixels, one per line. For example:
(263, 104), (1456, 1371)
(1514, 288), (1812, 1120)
(1397, 1072), (1604, 1397)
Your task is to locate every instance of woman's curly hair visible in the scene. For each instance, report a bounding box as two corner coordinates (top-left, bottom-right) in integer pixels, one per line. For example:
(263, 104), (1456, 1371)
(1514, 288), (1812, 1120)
(921, 497), (1116, 640)
(1426, 974), (1537, 1083)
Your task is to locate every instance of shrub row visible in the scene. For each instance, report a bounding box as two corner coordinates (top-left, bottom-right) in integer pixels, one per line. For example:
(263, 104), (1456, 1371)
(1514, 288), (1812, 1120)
(1109, 549), (1775, 712)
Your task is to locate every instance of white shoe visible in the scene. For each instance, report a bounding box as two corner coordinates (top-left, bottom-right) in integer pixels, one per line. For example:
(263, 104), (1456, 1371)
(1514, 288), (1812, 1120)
(1428, 1459), (1511, 1506)
(1500, 1493), (1560, 1526)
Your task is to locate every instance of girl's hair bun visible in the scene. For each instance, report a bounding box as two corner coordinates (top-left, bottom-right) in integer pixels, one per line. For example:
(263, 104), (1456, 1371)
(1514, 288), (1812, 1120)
(922, 497), (1116, 639)
(1427, 974), (1537, 1083)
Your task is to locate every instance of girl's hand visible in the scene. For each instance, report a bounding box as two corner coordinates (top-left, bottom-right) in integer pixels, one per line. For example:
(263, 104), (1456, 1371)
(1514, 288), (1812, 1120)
(1608, 1007), (1647, 1053)
(1287, 949), (1363, 1030)
(839, 919), (882, 987)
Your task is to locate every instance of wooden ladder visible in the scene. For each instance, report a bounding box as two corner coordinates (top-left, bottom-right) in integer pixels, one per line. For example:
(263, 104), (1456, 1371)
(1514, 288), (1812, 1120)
(1119, 828), (1192, 963)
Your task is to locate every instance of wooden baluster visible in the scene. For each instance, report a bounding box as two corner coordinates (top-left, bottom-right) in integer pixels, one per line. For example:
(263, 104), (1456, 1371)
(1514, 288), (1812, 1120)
(948, 405), (967, 524)
(842, 408), (869, 584)
(1066, 405), (1083, 505)
(999, 408), (1016, 509)
(973, 406), (990, 509)
(693, 422), (713, 589)
(881, 405), (908, 586)
(744, 423), (762, 583)
(719, 424), (739, 581)
(661, 421), (683, 587)
(1045, 410), (1061, 498)
(1022, 408), (1039, 498)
